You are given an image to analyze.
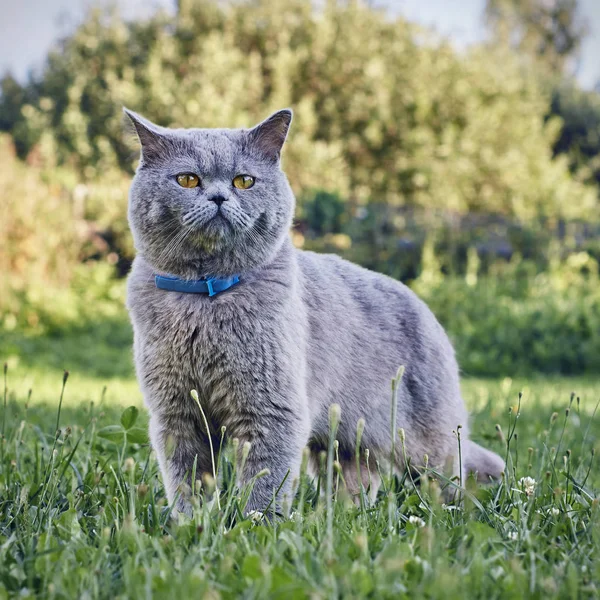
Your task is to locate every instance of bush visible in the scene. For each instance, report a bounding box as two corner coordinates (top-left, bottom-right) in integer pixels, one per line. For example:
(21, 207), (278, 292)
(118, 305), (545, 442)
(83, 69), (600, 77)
(414, 251), (600, 376)
(0, 134), (82, 320)
(0, 262), (132, 379)
(0, 134), (130, 319)
(300, 198), (600, 282)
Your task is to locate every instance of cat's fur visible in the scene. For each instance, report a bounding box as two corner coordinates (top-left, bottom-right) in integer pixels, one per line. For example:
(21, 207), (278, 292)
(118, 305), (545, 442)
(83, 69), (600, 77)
(125, 108), (504, 514)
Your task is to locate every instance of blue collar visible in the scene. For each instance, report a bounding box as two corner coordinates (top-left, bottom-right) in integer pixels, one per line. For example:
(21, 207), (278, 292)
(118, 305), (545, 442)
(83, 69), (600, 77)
(154, 274), (240, 297)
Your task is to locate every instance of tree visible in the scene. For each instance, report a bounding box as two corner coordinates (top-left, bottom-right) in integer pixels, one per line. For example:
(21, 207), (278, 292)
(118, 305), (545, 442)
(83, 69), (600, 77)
(485, 0), (586, 75)
(551, 83), (600, 188)
(0, 0), (595, 223)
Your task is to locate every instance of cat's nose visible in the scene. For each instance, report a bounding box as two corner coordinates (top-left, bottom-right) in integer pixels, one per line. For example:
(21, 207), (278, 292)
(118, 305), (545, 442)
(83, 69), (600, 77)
(207, 195), (227, 206)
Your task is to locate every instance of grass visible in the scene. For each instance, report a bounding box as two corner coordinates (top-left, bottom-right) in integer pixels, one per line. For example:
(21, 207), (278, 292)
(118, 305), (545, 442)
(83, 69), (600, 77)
(1, 310), (600, 599)
(1, 353), (599, 599)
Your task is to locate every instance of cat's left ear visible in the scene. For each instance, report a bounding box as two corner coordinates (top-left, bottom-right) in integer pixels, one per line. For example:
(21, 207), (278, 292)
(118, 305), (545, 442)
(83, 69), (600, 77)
(248, 109), (293, 162)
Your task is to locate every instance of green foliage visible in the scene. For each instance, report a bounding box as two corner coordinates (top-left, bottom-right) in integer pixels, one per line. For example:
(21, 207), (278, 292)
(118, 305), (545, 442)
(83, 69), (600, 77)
(0, 368), (598, 598)
(97, 406), (148, 445)
(1, 0), (596, 220)
(0, 135), (81, 293)
(0, 131), (131, 321)
(4, 239), (600, 378)
(299, 190), (349, 238)
(0, 263), (133, 380)
(300, 197), (600, 284)
(1, 0), (598, 353)
(415, 250), (600, 376)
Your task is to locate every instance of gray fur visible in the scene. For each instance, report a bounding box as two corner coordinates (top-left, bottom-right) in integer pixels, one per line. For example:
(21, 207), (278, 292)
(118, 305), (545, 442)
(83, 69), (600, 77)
(124, 108), (504, 514)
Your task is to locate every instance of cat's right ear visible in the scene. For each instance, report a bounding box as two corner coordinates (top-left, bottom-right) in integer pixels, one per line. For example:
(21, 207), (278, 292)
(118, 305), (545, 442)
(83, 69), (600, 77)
(123, 108), (169, 163)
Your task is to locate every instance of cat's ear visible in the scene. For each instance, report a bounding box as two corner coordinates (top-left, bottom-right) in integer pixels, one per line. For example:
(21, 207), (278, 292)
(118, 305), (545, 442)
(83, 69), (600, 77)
(248, 109), (293, 162)
(123, 108), (170, 162)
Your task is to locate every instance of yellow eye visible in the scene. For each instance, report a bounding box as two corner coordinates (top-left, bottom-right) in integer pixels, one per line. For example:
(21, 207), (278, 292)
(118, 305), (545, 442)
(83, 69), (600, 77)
(176, 173), (200, 188)
(232, 174), (255, 190)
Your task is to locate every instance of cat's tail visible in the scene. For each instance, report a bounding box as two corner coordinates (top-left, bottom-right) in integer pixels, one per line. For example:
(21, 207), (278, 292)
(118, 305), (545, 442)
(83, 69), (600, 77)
(463, 440), (505, 483)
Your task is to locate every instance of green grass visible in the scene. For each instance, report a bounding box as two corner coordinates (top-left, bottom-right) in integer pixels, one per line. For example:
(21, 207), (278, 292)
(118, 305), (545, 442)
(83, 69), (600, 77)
(1, 354), (599, 599)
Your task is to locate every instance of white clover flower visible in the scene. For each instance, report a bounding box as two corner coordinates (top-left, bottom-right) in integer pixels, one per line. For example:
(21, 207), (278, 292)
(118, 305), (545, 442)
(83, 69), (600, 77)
(408, 516), (426, 528)
(507, 531), (518, 541)
(519, 476), (536, 497)
(289, 511), (303, 523)
(247, 510), (264, 523)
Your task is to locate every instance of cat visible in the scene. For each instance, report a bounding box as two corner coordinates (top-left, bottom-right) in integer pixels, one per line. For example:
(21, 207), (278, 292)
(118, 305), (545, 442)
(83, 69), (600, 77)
(124, 107), (504, 515)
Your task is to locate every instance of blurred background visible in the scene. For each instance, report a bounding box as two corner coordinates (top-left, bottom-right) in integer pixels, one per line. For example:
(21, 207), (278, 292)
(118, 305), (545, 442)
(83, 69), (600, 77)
(1, 0), (600, 388)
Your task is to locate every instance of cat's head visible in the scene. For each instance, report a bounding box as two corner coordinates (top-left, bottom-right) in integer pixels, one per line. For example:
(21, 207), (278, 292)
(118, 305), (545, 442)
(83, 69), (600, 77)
(125, 108), (295, 278)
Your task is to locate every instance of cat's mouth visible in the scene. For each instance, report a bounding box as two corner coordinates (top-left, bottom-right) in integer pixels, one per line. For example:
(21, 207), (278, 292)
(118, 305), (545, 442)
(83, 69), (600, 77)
(182, 205), (229, 231)
(207, 210), (231, 226)
(200, 211), (234, 238)
(182, 203), (258, 244)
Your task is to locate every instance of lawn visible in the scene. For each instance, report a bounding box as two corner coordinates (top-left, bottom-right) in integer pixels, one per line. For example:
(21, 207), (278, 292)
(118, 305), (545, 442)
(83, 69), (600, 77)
(1, 337), (599, 599)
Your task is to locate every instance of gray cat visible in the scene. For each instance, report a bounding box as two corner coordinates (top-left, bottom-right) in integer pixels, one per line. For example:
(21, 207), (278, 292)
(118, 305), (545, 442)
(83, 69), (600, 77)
(124, 108), (504, 515)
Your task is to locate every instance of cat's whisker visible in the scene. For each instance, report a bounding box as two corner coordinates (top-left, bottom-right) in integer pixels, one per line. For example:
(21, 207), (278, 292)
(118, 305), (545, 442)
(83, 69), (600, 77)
(187, 204), (216, 228)
(181, 207), (205, 227)
(225, 209), (250, 232)
(245, 219), (277, 247)
(242, 226), (262, 248)
(143, 221), (186, 284)
(249, 217), (275, 236)
(167, 229), (196, 278)
(157, 226), (188, 265)
(148, 225), (192, 282)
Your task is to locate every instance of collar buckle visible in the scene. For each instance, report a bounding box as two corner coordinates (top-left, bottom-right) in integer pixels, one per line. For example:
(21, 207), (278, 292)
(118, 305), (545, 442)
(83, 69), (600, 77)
(206, 278), (215, 297)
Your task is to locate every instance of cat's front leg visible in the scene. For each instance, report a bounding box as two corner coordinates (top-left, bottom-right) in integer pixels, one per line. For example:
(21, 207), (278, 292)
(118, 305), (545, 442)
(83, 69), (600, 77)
(235, 406), (310, 516)
(149, 413), (214, 516)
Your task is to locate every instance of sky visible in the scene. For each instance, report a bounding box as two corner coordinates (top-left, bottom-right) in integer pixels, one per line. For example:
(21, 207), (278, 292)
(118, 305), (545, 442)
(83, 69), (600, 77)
(0, 0), (599, 89)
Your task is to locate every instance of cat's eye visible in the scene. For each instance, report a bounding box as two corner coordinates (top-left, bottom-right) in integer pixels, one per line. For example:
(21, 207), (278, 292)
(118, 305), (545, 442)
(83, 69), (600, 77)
(176, 173), (200, 188)
(232, 174), (255, 190)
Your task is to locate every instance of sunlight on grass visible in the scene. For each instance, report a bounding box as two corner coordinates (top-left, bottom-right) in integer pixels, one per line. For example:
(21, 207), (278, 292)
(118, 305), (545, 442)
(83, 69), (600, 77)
(463, 376), (600, 415)
(6, 361), (600, 423)
(3, 365), (142, 410)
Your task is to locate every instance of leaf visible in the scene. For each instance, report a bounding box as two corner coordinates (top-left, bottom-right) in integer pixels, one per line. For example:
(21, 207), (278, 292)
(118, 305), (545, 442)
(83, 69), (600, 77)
(97, 424), (147, 445)
(467, 521), (498, 545)
(57, 508), (81, 541)
(126, 427), (149, 445)
(120, 406), (139, 430)
(241, 553), (263, 580)
(96, 425), (125, 443)
(224, 519), (253, 542)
